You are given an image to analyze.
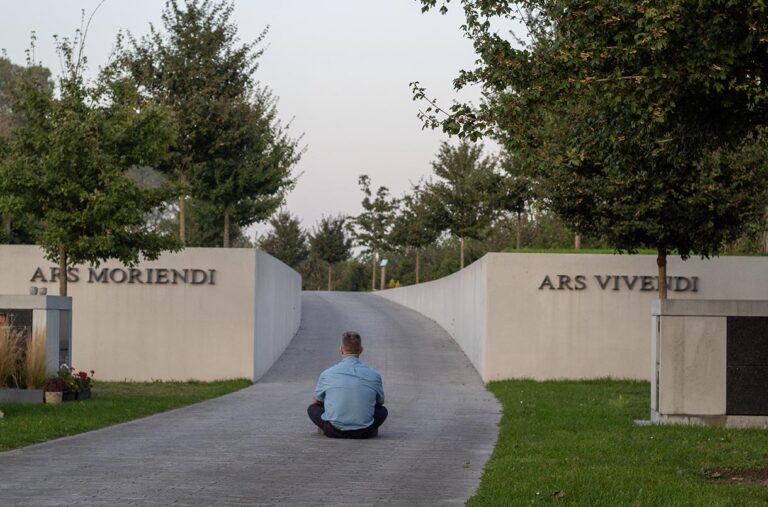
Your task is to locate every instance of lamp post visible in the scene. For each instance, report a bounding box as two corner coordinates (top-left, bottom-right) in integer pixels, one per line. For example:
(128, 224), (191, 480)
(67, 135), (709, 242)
(379, 258), (388, 290)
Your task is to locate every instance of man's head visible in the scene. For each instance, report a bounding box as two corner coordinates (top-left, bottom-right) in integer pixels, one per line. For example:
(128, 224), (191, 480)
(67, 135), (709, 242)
(340, 331), (363, 356)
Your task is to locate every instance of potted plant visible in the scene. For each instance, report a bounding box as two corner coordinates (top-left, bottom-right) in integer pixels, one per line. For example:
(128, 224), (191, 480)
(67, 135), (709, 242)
(57, 365), (94, 401)
(73, 369), (94, 400)
(43, 377), (64, 404)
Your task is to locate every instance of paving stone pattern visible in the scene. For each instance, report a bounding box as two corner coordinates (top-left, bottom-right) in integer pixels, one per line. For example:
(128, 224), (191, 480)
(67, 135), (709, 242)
(0, 292), (500, 506)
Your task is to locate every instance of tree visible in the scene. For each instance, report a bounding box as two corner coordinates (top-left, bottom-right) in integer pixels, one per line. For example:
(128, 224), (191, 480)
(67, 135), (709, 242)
(309, 215), (352, 291)
(192, 88), (301, 247)
(389, 185), (441, 283)
(416, 1), (768, 298)
(497, 152), (535, 250)
(353, 175), (399, 290)
(4, 37), (177, 296)
(0, 54), (53, 242)
(258, 210), (309, 269)
(424, 141), (497, 269)
(119, 0), (269, 246)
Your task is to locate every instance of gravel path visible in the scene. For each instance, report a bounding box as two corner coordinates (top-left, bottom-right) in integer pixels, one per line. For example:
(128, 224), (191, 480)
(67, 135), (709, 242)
(0, 292), (500, 506)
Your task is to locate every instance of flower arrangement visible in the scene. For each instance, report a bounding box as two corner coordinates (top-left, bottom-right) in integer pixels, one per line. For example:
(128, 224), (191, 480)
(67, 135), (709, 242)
(57, 365), (95, 392)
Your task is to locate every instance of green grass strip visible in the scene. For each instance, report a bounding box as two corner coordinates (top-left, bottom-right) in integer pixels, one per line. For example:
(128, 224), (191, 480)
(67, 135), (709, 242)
(0, 379), (251, 451)
(469, 379), (768, 506)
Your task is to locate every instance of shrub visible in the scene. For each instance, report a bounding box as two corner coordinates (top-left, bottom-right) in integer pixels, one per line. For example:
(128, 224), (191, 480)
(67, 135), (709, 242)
(24, 327), (48, 389)
(0, 325), (23, 388)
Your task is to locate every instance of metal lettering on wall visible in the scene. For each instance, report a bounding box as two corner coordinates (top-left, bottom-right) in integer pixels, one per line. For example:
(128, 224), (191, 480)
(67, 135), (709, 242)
(537, 274), (699, 292)
(30, 267), (217, 286)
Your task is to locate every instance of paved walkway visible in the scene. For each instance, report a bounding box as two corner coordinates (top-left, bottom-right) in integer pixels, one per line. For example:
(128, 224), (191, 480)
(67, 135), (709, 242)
(0, 292), (500, 506)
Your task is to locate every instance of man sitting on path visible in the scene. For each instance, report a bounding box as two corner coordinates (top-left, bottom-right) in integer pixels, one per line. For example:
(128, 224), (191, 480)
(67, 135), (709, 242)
(308, 331), (387, 439)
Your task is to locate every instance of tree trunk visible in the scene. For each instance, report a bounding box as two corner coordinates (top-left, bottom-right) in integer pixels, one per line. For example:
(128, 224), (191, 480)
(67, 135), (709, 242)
(460, 237), (465, 269)
(371, 252), (376, 291)
(179, 167), (188, 247)
(2, 214), (10, 239)
(415, 248), (420, 284)
(516, 212), (523, 249)
(657, 246), (668, 300)
(574, 233), (582, 250)
(327, 262), (332, 291)
(223, 206), (230, 248)
(58, 245), (68, 297)
(763, 229), (768, 254)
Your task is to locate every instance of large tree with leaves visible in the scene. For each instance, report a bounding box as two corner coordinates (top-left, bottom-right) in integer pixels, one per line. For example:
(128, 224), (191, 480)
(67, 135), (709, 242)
(310, 215), (352, 291)
(191, 89), (300, 247)
(353, 174), (399, 290)
(258, 209), (309, 269)
(120, 0), (297, 247)
(423, 141), (498, 269)
(4, 38), (178, 296)
(0, 55), (53, 242)
(417, 0), (768, 298)
(497, 151), (536, 250)
(389, 184), (442, 283)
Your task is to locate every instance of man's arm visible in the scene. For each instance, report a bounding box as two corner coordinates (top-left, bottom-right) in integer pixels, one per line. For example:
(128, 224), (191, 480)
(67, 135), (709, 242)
(375, 375), (385, 406)
(313, 373), (326, 405)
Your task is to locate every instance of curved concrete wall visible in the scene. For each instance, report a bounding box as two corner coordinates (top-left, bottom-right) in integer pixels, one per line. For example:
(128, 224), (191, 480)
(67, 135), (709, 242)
(254, 250), (302, 380)
(378, 253), (768, 382)
(377, 257), (488, 376)
(0, 246), (301, 382)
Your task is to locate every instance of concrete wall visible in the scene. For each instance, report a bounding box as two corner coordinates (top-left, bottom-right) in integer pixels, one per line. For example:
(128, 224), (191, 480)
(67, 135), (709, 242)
(0, 245), (301, 381)
(376, 257), (488, 375)
(253, 250), (302, 380)
(651, 299), (768, 427)
(378, 253), (768, 382)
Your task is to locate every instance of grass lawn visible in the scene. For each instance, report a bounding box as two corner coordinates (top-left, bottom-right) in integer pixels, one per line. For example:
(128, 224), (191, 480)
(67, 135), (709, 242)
(0, 379), (251, 452)
(470, 380), (768, 506)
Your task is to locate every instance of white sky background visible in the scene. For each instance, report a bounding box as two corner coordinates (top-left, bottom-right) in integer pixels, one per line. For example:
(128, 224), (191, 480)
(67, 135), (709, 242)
(0, 0), (503, 239)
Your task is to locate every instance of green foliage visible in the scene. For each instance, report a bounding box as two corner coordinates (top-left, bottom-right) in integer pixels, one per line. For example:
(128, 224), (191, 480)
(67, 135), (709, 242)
(0, 379), (251, 451)
(470, 379), (768, 505)
(0, 54), (53, 244)
(424, 141), (498, 242)
(258, 209), (309, 269)
(309, 215), (352, 290)
(353, 175), (399, 254)
(120, 0), (300, 246)
(353, 174), (399, 287)
(3, 35), (179, 294)
(417, 0), (768, 296)
(389, 184), (442, 252)
(309, 215), (352, 265)
(0, 53), (53, 137)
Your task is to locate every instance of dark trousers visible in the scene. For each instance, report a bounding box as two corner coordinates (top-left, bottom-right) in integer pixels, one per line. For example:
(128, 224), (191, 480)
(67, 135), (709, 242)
(307, 404), (388, 439)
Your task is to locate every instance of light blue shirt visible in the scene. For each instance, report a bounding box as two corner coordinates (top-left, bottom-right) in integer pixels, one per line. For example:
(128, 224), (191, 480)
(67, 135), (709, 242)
(314, 356), (385, 430)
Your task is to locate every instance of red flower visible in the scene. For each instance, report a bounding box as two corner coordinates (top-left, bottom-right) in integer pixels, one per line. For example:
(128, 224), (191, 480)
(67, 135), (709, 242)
(77, 371), (88, 379)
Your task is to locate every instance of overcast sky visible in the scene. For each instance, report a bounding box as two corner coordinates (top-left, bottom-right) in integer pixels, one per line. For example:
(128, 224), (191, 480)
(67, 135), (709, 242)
(1, 0), (495, 238)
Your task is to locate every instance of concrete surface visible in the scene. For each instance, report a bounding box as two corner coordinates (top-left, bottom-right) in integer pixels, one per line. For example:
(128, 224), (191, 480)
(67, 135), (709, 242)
(0, 246), (301, 382)
(652, 299), (768, 427)
(253, 250), (302, 381)
(379, 253), (768, 381)
(0, 292), (500, 506)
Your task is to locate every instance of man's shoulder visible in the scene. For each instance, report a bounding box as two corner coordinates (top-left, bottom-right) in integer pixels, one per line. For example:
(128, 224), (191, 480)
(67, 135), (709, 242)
(357, 361), (382, 380)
